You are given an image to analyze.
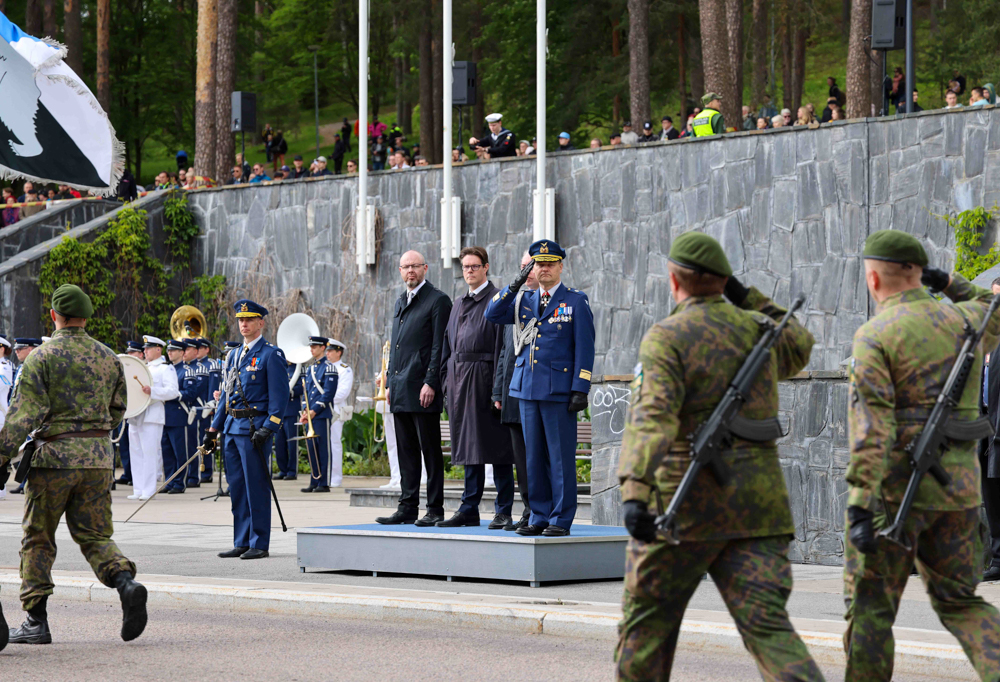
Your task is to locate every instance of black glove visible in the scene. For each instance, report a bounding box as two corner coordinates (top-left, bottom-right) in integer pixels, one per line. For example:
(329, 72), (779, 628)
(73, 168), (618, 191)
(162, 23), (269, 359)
(201, 432), (218, 454)
(623, 501), (658, 543)
(567, 391), (589, 413)
(509, 259), (535, 294)
(724, 275), (750, 306)
(848, 506), (878, 555)
(250, 428), (270, 450)
(921, 266), (950, 293)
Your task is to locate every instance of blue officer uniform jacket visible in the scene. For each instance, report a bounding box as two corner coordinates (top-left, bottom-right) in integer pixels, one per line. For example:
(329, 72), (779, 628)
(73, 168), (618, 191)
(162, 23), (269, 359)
(212, 338), (291, 435)
(302, 358), (339, 421)
(484, 282), (596, 402)
(164, 362), (191, 428)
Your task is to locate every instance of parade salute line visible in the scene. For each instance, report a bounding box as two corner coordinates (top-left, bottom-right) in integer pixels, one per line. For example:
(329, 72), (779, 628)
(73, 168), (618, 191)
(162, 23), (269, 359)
(0, 569), (980, 679)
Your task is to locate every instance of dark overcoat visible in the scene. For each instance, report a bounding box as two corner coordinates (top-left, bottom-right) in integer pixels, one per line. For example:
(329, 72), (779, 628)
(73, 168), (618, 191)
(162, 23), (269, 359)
(442, 281), (513, 465)
(387, 279), (452, 414)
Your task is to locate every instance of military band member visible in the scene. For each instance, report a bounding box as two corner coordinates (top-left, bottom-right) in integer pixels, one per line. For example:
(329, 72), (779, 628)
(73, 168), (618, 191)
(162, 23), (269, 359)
(128, 336), (180, 500)
(0, 284), (147, 646)
(614, 232), (822, 681)
(300, 336), (339, 493)
(273, 357), (302, 480)
(844, 231), (1000, 680)
(484, 239), (595, 536)
(162, 339), (192, 494)
(205, 300), (290, 560)
(326, 339), (353, 489)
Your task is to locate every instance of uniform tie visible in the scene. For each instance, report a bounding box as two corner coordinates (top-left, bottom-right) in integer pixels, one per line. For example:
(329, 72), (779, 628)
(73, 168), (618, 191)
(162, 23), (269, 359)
(540, 291), (551, 310)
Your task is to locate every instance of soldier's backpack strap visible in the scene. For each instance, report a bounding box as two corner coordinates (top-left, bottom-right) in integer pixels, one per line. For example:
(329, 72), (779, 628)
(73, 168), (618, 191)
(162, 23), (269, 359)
(728, 414), (785, 442)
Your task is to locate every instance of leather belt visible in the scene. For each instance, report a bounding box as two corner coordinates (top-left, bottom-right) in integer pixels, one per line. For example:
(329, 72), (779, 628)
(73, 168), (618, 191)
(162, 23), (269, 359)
(45, 429), (110, 441)
(455, 353), (493, 362)
(230, 408), (259, 419)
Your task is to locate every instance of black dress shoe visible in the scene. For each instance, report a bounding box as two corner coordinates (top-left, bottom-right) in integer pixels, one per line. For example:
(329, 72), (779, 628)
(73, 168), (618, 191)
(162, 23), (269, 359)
(8, 614), (51, 644)
(984, 565), (1000, 582)
(516, 524), (546, 536)
(114, 572), (147, 642)
(0, 600), (8, 652)
(272, 473), (286, 480)
(542, 525), (570, 537)
(437, 511), (480, 527)
(415, 512), (445, 527)
(218, 546), (250, 558)
(284, 474), (298, 481)
(313, 486), (331, 493)
(240, 548), (269, 560)
(375, 510), (417, 525)
(488, 514), (512, 530)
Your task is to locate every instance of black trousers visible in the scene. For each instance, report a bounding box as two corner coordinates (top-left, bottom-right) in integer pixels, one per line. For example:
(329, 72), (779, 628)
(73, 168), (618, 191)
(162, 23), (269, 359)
(509, 423), (531, 516)
(393, 412), (445, 515)
(981, 453), (1000, 568)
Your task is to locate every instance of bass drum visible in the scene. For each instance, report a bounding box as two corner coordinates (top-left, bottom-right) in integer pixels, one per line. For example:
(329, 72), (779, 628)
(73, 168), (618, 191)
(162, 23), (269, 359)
(117, 354), (152, 419)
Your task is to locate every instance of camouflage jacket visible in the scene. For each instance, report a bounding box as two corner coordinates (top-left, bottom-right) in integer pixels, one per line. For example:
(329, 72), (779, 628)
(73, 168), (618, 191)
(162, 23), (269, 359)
(618, 288), (814, 541)
(847, 274), (1000, 512)
(0, 327), (127, 470)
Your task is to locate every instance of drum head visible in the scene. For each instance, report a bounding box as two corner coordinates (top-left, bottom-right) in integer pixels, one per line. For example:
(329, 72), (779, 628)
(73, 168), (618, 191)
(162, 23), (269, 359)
(117, 354), (152, 419)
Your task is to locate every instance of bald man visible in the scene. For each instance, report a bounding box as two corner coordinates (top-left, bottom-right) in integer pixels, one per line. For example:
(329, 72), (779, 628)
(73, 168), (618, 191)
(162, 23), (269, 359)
(375, 251), (453, 526)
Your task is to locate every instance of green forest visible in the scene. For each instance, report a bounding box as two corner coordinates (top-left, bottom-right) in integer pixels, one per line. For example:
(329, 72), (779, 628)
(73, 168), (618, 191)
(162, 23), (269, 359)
(2, 0), (998, 186)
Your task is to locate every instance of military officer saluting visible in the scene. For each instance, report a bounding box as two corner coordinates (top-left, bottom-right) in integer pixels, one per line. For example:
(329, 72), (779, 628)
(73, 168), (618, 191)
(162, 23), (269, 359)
(484, 239), (595, 536)
(205, 300), (290, 560)
(614, 232), (822, 681)
(300, 336), (339, 493)
(843, 231), (1000, 680)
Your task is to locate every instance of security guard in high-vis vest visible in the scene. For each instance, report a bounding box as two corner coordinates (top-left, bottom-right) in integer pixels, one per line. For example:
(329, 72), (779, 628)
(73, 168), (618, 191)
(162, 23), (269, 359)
(205, 300), (290, 560)
(484, 239), (596, 536)
(300, 336), (339, 493)
(692, 92), (725, 137)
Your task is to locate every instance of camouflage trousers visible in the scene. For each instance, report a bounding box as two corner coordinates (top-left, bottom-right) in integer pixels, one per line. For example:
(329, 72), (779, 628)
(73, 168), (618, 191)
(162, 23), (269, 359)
(17, 467), (135, 612)
(844, 506), (1000, 681)
(616, 534), (824, 682)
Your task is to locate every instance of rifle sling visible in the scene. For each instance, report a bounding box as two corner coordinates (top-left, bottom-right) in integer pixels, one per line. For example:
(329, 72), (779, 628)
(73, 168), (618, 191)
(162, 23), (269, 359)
(728, 415), (784, 443)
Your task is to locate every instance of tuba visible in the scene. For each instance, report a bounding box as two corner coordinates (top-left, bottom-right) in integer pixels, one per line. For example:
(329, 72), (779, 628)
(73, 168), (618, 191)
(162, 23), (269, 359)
(372, 340), (390, 443)
(170, 305), (208, 340)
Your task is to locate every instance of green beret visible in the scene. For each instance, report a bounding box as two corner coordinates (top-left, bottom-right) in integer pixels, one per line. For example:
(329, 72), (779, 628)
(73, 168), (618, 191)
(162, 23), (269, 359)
(668, 231), (733, 278)
(51, 283), (94, 319)
(863, 230), (928, 267)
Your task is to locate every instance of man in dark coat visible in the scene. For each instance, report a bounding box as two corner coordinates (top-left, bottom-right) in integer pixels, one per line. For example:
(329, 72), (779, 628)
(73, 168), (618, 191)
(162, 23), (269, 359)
(983, 277), (1000, 581)
(376, 250), (452, 527)
(438, 247), (515, 529)
(492, 250), (537, 530)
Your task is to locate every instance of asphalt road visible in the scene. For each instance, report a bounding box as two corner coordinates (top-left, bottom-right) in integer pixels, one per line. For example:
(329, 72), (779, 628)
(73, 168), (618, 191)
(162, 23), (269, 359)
(0, 601), (954, 682)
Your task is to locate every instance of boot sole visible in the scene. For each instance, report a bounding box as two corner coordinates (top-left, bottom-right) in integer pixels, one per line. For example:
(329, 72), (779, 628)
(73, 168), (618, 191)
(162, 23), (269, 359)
(120, 582), (148, 642)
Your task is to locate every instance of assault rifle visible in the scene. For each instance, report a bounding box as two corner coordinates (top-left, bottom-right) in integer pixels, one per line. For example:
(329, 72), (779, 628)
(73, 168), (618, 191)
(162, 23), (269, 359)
(879, 294), (1000, 550)
(655, 294), (806, 544)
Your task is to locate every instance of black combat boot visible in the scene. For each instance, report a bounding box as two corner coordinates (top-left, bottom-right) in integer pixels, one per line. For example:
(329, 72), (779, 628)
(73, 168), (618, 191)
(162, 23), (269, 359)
(114, 572), (148, 642)
(9, 599), (51, 645)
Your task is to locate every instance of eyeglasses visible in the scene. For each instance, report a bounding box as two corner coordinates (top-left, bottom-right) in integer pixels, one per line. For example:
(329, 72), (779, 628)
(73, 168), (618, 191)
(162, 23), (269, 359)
(461, 264), (484, 272)
(399, 264), (426, 271)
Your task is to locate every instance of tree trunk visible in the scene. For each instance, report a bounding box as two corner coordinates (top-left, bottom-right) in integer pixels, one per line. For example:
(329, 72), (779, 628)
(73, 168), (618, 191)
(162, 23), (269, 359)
(215, 0), (237, 184)
(195, 0), (218, 180)
(699, 0), (738, 126)
(418, 3), (435, 162)
(726, 0), (744, 126)
(42, 0), (57, 38)
(677, 13), (687, 119)
(792, 11), (808, 112)
(781, 4), (792, 110)
(96, 0), (110, 111)
(627, 0), (651, 126)
(25, 0), (42, 36)
(751, 0), (767, 109)
(64, 0), (83, 75)
(845, 0), (872, 119)
(432, 35), (443, 164)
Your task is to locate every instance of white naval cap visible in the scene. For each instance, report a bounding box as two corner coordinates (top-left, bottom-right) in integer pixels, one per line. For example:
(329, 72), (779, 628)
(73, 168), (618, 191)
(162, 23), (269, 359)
(485, 113), (503, 123)
(142, 335), (167, 347)
(327, 338), (345, 350)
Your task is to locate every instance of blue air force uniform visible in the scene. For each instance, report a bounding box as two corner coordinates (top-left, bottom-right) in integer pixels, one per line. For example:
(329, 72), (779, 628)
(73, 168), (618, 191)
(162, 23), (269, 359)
(211, 300), (290, 552)
(162, 339), (193, 492)
(273, 360), (302, 479)
(484, 240), (595, 531)
(301, 339), (339, 491)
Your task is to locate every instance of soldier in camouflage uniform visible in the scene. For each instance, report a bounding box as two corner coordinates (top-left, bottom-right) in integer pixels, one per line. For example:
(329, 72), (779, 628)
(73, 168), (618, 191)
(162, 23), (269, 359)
(615, 232), (823, 682)
(844, 230), (1000, 681)
(0, 284), (148, 646)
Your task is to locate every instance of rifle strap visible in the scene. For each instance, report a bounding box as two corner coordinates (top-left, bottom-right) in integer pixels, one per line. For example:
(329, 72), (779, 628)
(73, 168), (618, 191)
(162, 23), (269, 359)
(729, 415), (784, 442)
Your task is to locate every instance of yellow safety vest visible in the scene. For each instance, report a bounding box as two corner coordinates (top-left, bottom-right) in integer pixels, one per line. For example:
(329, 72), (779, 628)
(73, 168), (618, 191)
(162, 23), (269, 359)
(692, 108), (721, 137)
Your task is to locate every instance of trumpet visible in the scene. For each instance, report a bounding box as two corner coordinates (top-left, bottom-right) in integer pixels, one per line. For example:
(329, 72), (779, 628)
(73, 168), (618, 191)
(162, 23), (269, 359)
(372, 340), (390, 443)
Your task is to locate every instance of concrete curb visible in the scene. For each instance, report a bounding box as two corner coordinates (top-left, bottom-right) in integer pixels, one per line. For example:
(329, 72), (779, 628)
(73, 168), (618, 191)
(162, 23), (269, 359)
(0, 573), (976, 679)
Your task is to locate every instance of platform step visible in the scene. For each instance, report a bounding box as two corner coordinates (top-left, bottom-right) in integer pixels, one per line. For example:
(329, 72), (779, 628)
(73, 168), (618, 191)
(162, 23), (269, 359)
(349, 487), (592, 521)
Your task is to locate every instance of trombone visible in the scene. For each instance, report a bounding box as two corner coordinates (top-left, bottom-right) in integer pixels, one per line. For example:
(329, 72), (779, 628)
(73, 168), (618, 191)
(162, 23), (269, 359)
(372, 340), (390, 443)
